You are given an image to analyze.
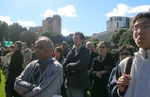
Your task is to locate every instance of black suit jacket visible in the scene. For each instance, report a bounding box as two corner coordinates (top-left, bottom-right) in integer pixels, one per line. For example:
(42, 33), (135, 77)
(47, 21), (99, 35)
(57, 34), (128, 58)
(88, 51), (99, 70)
(63, 46), (91, 89)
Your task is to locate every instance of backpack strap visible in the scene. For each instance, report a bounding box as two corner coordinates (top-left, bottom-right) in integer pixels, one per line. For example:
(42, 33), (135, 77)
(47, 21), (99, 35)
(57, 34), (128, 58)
(125, 57), (133, 74)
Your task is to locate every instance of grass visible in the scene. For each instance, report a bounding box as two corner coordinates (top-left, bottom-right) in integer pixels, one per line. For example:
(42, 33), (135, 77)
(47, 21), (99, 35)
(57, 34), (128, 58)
(0, 70), (6, 97)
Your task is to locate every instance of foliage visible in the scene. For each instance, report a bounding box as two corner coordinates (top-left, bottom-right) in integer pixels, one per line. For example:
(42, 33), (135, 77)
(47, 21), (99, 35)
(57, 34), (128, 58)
(20, 30), (38, 46)
(110, 29), (126, 46)
(110, 29), (137, 48)
(84, 36), (99, 48)
(0, 22), (27, 43)
(0, 21), (9, 41)
(41, 31), (63, 46)
(8, 23), (27, 42)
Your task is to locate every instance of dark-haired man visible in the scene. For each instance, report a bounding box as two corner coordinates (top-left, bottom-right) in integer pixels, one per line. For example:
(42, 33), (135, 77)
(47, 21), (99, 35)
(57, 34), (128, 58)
(63, 31), (91, 97)
(111, 11), (150, 97)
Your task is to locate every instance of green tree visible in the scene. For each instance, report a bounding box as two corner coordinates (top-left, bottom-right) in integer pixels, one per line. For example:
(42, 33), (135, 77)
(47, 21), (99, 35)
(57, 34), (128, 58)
(8, 23), (27, 42)
(20, 30), (38, 46)
(110, 29), (127, 46)
(41, 31), (63, 46)
(0, 21), (9, 41)
(118, 29), (137, 47)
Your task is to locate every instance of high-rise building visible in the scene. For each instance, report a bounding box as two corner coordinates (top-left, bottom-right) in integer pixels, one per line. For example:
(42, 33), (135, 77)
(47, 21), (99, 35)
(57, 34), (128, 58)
(107, 16), (131, 30)
(29, 26), (41, 33)
(42, 15), (62, 34)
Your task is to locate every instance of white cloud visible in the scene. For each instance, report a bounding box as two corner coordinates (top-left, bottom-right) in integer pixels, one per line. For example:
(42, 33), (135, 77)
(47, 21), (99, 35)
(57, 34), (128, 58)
(0, 15), (13, 25)
(105, 4), (150, 17)
(18, 20), (37, 27)
(61, 28), (72, 36)
(40, 5), (78, 17)
(128, 5), (150, 13)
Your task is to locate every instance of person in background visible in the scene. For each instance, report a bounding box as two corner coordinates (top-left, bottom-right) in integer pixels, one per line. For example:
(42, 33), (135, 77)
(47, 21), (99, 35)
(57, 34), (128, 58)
(22, 42), (32, 69)
(5, 41), (23, 97)
(54, 46), (65, 65)
(30, 44), (37, 62)
(3, 45), (14, 79)
(61, 41), (70, 58)
(14, 36), (63, 97)
(90, 41), (116, 97)
(107, 45), (134, 97)
(63, 31), (91, 97)
(85, 41), (99, 97)
(111, 11), (150, 97)
(54, 46), (67, 97)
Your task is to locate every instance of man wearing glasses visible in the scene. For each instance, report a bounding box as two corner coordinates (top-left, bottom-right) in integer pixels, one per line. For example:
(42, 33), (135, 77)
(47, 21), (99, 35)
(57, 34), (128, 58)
(110, 11), (150, 97)
(63, 31), (91, 97)
(14, 36), (63, 97)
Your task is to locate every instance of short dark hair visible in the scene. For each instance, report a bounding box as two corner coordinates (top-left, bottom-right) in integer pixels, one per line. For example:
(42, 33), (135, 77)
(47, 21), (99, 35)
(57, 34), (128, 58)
(9, 45), (14, 49)
(15, 41), (22, 50)
(130, 11), (150, 33)
(73, 31), (85, 40)
(119, 45), (135, 56)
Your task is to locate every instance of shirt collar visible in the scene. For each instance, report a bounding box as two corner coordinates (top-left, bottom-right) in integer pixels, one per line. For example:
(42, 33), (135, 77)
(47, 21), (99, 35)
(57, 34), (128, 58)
(38, 55), (53, 67)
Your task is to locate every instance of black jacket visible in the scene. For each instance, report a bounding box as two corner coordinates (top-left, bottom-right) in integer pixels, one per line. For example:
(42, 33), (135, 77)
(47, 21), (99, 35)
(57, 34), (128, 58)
(63, 46), (91, 89)
(6, 50), (23, 85)
(90, 53), (116, 97)
(88, 51), (99, 70)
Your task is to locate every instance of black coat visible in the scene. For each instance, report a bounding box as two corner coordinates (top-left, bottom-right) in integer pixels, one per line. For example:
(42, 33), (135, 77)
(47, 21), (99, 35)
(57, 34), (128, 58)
(90, 53), (116, 97)
(63, 46), (91, 89)
(6, 50), (23, 86)
(88, 51), (99, 70)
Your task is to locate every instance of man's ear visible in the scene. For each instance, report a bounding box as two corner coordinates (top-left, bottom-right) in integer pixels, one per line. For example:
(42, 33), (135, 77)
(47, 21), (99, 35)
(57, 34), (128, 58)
(49, 47), (54, 52)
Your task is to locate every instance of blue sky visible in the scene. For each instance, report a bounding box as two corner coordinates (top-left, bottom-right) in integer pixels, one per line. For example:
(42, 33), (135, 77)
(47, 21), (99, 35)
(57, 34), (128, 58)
(0, 0), (150, 36)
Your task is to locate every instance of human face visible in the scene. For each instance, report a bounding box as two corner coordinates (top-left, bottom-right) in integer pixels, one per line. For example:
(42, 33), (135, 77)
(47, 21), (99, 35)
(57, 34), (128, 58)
(14, 43), (18, 51)
(9, 48), (14, 55)
(132, 17), (150, 50)
(73, 35), (84, 47)
(98, 43), (108, 54)
(86, 43), (93, 51)
(35, 40), (52, 62)
(54, 49), (61, 58)
(119, 50), (131, 61)
(22, 43), (27, 50)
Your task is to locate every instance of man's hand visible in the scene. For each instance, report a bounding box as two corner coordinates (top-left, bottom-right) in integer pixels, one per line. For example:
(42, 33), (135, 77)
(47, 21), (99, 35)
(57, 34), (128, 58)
(117, 74), (131, 93)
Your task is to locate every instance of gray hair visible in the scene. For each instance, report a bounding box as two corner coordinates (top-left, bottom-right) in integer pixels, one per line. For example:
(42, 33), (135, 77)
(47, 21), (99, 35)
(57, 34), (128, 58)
(86, 41), (94, 48)
(36, 36), (54, 48)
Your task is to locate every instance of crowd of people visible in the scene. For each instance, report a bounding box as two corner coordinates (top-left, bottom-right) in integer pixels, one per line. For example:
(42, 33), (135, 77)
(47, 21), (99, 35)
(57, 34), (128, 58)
(0, 11), (150, 97)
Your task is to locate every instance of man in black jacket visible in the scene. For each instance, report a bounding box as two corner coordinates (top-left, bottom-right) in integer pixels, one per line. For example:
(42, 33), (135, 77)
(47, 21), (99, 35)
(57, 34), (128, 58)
(5, 41), (23, 97)
(63, 31), (91, 97)
(85, 41), (99, 97)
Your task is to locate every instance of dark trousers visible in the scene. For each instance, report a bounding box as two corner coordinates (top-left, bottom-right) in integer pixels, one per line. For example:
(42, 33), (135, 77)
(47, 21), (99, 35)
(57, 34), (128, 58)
(5, 79), (21, 97)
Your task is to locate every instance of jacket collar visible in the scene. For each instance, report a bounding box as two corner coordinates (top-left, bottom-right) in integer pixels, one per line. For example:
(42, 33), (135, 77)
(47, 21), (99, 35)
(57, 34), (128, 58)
(135, 48), (150, 59)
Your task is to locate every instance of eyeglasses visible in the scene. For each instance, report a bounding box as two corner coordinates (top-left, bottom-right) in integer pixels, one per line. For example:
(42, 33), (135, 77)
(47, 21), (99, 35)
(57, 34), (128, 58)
(120, 52), (130, 56)
(99, 46), (106, 49)
(132, 26), (150, 32)
(35, 45), (50, 50)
